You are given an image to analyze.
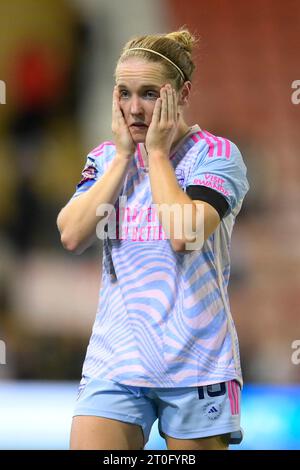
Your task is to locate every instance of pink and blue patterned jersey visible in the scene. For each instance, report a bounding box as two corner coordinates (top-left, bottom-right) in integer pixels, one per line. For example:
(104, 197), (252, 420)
(71, 125), (249, 388)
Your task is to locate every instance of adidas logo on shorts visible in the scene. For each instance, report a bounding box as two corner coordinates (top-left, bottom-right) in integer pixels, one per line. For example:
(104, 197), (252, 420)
(203, 402), (222, 420)
(208, 406), (219, 414)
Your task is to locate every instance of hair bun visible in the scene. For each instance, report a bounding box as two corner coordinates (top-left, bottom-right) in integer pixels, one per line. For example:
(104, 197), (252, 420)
(166, 28), (198, 54)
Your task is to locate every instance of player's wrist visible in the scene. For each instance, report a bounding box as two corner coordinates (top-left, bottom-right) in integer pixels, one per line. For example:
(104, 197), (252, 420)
(114, 151), (134, 162)
(148, 149), (169, 161)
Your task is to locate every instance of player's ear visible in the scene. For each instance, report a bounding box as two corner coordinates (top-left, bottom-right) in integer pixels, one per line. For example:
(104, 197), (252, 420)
(177, 81), (192, 106)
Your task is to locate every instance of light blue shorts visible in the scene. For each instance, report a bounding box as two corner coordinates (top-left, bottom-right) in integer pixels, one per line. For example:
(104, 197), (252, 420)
(73, 377), (243, 447)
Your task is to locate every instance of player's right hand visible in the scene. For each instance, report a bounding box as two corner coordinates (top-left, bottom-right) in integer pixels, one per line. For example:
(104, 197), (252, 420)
(112, 86), (136, 157)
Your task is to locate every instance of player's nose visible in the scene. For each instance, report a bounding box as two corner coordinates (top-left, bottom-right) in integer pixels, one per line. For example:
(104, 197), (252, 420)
(130, 95), (143, 115)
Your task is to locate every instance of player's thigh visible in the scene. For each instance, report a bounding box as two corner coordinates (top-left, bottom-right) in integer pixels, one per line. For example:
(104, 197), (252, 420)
(70, 415), (144, 450)
(165, 433), (230, 450)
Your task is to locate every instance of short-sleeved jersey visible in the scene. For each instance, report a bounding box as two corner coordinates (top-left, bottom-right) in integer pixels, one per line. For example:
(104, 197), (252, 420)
(72, 125), (249, 388)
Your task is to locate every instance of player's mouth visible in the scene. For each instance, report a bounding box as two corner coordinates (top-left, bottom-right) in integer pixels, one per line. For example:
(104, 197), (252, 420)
(130, 123), (148, 130)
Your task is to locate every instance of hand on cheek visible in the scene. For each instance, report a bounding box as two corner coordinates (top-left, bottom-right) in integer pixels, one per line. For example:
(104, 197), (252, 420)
(112, 86), (136, 156)
(145, 84), (179, 156)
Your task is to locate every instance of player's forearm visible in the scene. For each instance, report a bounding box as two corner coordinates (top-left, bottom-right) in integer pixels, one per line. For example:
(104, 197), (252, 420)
(148, 152), (202, 251)
(57, 154), (131, 253)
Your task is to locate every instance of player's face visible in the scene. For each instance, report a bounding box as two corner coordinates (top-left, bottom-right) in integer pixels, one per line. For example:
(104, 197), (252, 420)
(115, 58), (174, 143)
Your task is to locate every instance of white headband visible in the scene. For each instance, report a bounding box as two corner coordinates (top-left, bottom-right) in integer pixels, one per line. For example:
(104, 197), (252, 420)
(123, 47), (186, 81)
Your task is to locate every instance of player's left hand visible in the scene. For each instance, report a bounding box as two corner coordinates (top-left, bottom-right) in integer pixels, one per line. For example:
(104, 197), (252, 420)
(145, 84), (179, 156)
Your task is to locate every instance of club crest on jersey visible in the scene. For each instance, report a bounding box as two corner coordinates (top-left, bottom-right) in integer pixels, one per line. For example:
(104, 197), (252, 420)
(78, 162), (98, 186)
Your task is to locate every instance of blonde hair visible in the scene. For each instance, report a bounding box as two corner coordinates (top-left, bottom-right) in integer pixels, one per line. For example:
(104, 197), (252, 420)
(116, 27), (198, 89)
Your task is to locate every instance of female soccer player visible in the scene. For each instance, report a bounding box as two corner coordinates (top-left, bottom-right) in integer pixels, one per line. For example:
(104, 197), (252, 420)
(57, 28), (249, 450)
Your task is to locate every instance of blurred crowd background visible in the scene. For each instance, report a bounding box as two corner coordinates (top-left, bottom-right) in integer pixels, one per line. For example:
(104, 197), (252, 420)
(0, 0), (299, 392)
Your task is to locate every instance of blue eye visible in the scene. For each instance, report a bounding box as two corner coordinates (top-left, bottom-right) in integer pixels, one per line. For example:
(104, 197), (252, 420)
(145, 90), (158, 99)
(119, 90), (129, 98)
(119, 89), (158, 100)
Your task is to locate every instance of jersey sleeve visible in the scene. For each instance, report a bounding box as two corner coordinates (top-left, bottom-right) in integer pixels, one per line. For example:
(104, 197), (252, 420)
(70, 141), (114, 200)
(185, 139), (249, 216)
